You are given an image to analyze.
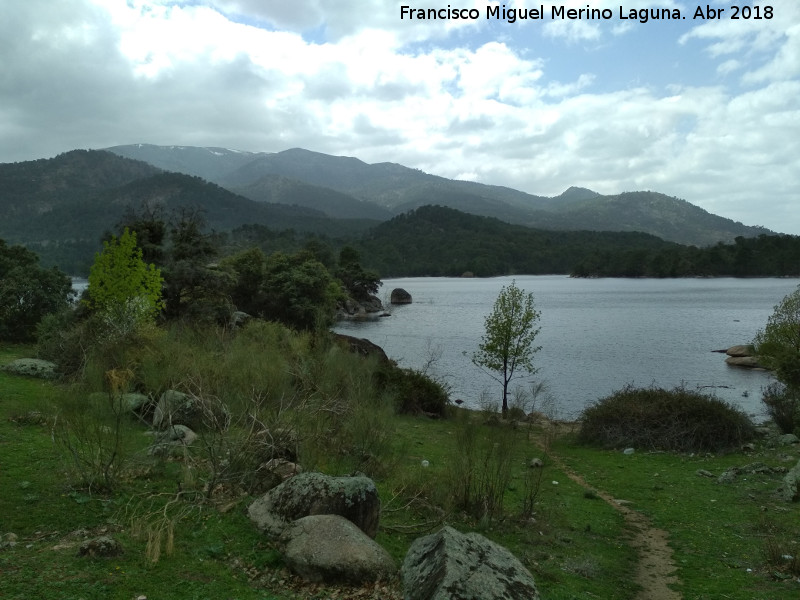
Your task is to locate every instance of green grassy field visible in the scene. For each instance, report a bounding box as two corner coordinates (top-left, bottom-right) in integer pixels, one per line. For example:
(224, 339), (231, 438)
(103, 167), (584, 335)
(1, 342), (798, 599)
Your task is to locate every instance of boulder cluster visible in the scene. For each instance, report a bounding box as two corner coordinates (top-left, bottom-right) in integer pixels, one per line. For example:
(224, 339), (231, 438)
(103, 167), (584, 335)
(246, 471), (541, 598)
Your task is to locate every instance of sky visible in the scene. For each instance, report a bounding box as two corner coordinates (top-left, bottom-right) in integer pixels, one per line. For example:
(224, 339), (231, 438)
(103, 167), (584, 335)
(2, 1), (799, 234)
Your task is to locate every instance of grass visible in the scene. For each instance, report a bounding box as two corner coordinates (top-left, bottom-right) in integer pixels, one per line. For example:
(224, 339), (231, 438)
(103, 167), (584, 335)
(552, 437), (800, 599)
(2, 340), (799, 599)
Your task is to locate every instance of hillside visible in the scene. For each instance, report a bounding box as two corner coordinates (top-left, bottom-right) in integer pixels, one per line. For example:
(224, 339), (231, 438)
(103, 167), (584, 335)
(354, 205), (677, 277)
(0, 150), (376, 273)
(107, 144), (771, 246)
(231, 174), (393, 220)
(534, 191), (769, 247)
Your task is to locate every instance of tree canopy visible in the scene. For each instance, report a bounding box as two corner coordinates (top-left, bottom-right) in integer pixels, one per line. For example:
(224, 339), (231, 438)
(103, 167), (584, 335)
(754, 285), (800, 391)
(0, 240), (74, 342)
(88, 228), (164, 327)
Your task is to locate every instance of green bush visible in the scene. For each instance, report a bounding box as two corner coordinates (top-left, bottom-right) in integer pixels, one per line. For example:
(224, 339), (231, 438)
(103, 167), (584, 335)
(578, 385), (755, 453)
(761, 382), (800, 435)
(376, 364), (450, 416)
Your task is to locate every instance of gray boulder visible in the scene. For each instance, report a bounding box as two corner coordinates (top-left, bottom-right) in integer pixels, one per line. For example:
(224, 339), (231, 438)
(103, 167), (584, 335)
(401, 526), (540, 600)
(121, 392), (150, 413)
(262, 458), (303, 481)
(78, 535), (124, 558)
(779, 459), (800, 502)
(279, 515), (396, 584)
(334, 333), (390, 363)
(1, 358), (57, 379)
(248, 472), (380, 540)
(725, 356), (763, 369)
(152, 389), (230, 431)
(148, 425), (198, 456)
(390, 288), (413, 305)
(726, 345), (755, 357)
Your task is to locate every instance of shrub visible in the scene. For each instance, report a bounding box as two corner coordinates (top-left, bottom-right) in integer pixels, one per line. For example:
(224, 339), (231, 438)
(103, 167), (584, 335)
(578, 385), (755, 453)
(761, 382), (800, 435)
(376, 364), (450, 416)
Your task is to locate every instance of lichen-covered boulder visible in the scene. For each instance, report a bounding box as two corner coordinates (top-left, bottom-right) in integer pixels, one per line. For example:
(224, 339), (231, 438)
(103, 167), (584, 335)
(401, 526), (540, 600)
(780, 459), (800, 502)
(1, 358), (57, 379)
(278, 515), (396, 584)
(248, 472), (380, 540)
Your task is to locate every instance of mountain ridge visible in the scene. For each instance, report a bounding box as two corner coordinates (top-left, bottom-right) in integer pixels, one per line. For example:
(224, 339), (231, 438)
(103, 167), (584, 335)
(104, 143), (771, 246)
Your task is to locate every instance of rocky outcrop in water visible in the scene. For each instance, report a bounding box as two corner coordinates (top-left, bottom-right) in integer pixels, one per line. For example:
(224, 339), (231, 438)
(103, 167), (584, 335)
(718, 345), (765, 369)
(390, 288), (412, 304)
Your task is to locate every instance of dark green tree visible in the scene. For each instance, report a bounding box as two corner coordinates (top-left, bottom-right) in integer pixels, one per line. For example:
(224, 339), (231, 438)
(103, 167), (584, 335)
(0, 240), (74, 342)
(224, 248), (342, 331)
(472, 280), (542, 416)
(162, 209), (231, 322)
(116, 202), (167, 265)
(335, 246), (381, 301)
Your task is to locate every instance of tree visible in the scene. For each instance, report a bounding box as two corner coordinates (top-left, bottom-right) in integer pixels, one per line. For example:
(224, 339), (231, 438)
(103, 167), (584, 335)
(472, 280), (541, 416)
(161, 208), (231, 322)
(223, 248), (342, 331)
(0, 240), (74, 342)
(754, 285), (800, 391)
(335, 246), (381, 301)
(88, 228), (164, 329)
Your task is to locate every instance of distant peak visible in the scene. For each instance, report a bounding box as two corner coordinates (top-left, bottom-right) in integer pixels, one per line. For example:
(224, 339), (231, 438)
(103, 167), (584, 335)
(556, 186), (600, 201)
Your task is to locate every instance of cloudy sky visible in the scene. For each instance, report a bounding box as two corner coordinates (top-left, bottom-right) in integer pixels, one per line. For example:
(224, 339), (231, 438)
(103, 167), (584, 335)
(3, 1), (799, 233)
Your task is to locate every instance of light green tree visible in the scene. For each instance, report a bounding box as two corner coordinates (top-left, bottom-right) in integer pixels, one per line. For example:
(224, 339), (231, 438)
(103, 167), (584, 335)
(88, 228), (163, 332)
(472, 280), (541, 416)
(753, 286), (800, 433)
(754, 285), (800, 390)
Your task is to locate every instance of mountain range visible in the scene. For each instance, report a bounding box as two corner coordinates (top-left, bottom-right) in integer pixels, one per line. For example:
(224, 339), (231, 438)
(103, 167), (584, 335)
(106, 144), (770, 246)
(0, 144), (773, 273)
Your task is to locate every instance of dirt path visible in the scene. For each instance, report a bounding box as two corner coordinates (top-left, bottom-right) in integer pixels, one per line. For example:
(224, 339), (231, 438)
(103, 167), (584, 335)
(558, 464), (681, 600)
(538, 422), (681, 599)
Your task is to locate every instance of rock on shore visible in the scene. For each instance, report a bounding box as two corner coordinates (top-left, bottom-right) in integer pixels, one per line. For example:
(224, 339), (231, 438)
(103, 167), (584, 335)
(721, 345), (765, 369)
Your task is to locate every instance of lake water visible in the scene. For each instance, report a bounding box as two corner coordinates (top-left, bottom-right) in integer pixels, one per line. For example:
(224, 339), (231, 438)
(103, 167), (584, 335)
(334, 276), (800, 420)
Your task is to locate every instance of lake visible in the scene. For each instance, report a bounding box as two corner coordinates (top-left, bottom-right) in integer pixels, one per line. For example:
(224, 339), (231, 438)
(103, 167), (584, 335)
(334, 276), (800, 420)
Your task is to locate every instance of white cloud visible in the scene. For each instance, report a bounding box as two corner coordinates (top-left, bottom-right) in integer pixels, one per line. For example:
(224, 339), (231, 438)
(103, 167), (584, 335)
(0, 0), (798, 233)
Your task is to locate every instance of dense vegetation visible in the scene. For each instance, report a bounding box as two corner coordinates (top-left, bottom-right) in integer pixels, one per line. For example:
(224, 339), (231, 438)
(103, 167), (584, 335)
(351, 205), (678, 277)
(227, 206), (799, 279)
(573, 233), (800, 277)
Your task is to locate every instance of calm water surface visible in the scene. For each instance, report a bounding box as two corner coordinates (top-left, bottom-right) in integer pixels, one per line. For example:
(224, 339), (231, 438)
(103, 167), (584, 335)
(334, 276), (799, 419)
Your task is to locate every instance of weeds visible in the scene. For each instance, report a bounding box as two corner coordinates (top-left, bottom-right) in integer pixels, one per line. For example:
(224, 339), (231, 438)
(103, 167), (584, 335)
(757, 515), (800, 578)
(52, 384), (140, 493)
(448, 412), (517, 522)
